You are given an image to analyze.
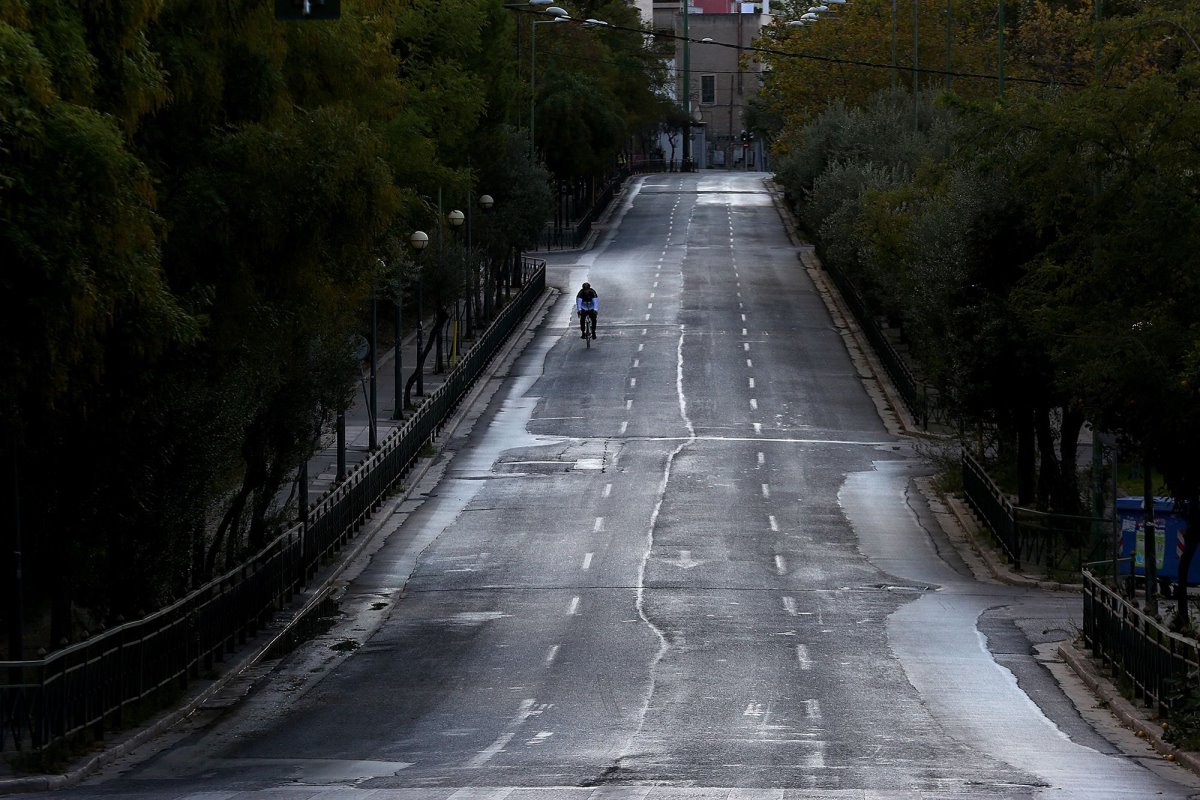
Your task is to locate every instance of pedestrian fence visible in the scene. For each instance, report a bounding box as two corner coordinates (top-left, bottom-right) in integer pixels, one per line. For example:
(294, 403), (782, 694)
(0, 261), (546, 756)
(1083, 568), (1200, 716)
(961, 451), (1108, 575)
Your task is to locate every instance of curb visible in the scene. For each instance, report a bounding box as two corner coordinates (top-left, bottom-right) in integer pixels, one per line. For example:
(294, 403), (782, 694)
(0, 287), (559, 795)
(1059, 641), (1200, 777)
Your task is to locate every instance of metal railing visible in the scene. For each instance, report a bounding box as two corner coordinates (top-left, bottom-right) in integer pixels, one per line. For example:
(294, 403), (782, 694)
(1083, 568), (1200, 715)
(0, 262), (547, 755)
(819, 258), (929, 428)
(961, 451), (1107, 574)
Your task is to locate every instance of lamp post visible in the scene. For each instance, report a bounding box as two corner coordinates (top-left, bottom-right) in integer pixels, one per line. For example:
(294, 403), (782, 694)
(447, 210), (465, 368)
(409, 230), (429, 400)
(468, 194), (494, 334)
(681, 0), (692, 171)
(530, 8), (570, 158)
(368, 274), (378, 451)
(387, 256), (403, 421)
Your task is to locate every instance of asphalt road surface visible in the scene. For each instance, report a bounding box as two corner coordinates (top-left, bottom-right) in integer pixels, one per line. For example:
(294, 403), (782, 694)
(48, 173), (1200, 799)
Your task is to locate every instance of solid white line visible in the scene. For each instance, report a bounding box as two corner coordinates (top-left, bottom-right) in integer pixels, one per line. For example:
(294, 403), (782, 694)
(603, 483), (612, 498)
(545, 645), (560, 666)
(582, 552), (593, 570)
(761, 483), (770, 499)
(782, 596), (797, 615)
(749, 377), (755, 389)
(757, 452), (765, 465)
(750, 399), (758, 410)
(594, 517), (605, 532)
(775, 554), (787, 574)
(769, 515), (779, 531)
(796, 644), (812, 670)
(568, 596), (581, 615)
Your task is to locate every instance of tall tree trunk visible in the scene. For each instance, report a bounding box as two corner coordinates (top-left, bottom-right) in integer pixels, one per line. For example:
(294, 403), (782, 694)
(1017, 408), (1036, 507)
(1034, 406), (1060, 511)
(1057, 407), (1085, 514)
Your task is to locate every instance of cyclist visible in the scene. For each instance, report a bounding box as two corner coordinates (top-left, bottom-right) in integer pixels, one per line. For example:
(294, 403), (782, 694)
(576, 282), (598, 340)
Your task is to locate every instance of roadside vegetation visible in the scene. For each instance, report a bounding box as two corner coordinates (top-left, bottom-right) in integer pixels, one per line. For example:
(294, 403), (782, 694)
(0, 0), (670, 652)
(758, 0), (1200, 622)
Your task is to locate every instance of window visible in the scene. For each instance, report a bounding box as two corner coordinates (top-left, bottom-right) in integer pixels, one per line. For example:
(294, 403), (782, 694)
(700, 75), (716, 105)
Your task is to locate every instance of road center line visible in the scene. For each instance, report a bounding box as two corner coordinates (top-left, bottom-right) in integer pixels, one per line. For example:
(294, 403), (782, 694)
(761, 483), (770, 499)
(769, 515), (779, 531)
(568, 596), (581, 615)
(545, 645), (560, 666)
(782, 596), (797, 615)
(796, 644), (812, 670)
(750, 398), (758, 410)
(603, 483), (612, 498)
(757, 452), (765, 465)
(748, 377), (755, 389)
(582, 552), (593, 570)
(467, 699), (536, 768)
(775, 554), (787, 574)
(594, 517), (605, 532)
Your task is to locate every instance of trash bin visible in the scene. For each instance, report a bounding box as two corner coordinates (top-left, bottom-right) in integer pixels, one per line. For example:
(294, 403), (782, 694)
(1117, 496), (1200, 586)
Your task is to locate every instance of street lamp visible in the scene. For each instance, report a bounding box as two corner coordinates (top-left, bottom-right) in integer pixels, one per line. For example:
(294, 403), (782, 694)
(530, 7), (570, 158)
(408, 230), (429, 402)
(447, 210), (465, 367)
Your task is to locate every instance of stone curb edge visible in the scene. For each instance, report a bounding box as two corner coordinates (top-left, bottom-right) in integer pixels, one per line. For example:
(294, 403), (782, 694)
(0, 287), (560, 796)
(1059, 640), (1200, 778)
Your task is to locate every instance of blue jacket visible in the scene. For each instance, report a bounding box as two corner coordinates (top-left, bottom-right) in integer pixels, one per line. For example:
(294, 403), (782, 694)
(576, 292), (598, 312)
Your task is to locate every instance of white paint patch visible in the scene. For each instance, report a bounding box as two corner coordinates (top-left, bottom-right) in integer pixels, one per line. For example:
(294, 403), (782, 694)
(741, 314), (747, 322)
(757, 452), (765, 465)
(769, 515), (779, 532)
(650, 292), (656, 299)
(593, 517), (605, 532)
(804, 698), (822, 719)
(782, 596), (797, 615)
(747, 359), (753, 368)
(626, 399), (633, 410)
(775, 554), (787, 575)
(748, 377), (756, 389)
(744, 342), (750, 351)
(641, 328), (648, 336)
(750, 399), (758, 410)
(581, 552), (593, 570)
(620, 421), (628, 435)
(630, 378), (637, 389)
(633, 359), (640, 368)
(644, 314), (651, 321)
(638, 343), (645, 352)
(742, 328), (748, 336)
(568, 597), (581, 615)
(647, 303), (653, 310)
(526, 731), (554, 745)
(545, 645), (559, 666)
(753, 423), (763, 435)
(761, 483), (771, 498)
(603, 483), (612, 498)
(796, 644), (812, 670)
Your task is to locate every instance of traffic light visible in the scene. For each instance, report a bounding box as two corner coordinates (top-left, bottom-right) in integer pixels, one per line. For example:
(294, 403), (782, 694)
(275, 0), (340, 20)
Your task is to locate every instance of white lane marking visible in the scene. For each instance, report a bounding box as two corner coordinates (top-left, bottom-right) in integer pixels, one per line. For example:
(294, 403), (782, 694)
(782, 596), (798, 615)
(582, 552), (593, 570)
(626, 399), (633, 410)
(620, 421), (628, 435)
(630, 377), (637, 388)
(638, 343), (645, 352)
(753, 423), (763, 435)
(644, 314), (651, 321)
(757, 452), (765, 465)
(527, 731), (554, 746)
(761, 483), (770, 499)
(467, 699), (537, 767)
(744, 342), (750, 351)
(805, 698), (822, 719)
(647, 303), (653, 310)
(633, 359), (640, 368)
(748, 377), (755, 389)
(641, 328), (648, 335)
(769, 515), (779, 532)
(603, 483), (612, 498)
(650, 292), (656, 299)
(747, 359), (753, 368)
(744, 703), (766, 717)
(568, 596), (581, 615)
(750, 398), (758, 410)
(796, 644), (812, 670)
(775, 554), (787, 575)
(742, 328), (748, 336)
(594, 517), (605, 532)
(737, 291), (742, 297)
(545, 645), (560, 666)
(741, 314), (747, 322)
(653, 282), (659, 289)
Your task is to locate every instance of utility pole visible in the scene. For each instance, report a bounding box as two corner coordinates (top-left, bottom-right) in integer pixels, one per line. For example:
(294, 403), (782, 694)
(681, 0), (692, 170)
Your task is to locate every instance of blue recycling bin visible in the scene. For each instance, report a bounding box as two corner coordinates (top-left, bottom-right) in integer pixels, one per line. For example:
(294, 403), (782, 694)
(1117, 496), (1200, 586)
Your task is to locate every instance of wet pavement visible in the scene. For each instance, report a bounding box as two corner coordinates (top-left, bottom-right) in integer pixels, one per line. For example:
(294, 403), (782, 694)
(24, 173), (1200, 800)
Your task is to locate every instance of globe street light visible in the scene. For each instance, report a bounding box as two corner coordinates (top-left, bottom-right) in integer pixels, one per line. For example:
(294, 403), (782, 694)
(530, 8), (570, 158)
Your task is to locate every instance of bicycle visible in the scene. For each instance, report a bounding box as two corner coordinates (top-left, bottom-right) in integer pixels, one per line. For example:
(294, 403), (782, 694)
(579, 311), (596, 348)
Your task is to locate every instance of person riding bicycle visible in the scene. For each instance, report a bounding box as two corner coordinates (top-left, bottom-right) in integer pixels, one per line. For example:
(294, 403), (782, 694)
(576, 282), (598, 340)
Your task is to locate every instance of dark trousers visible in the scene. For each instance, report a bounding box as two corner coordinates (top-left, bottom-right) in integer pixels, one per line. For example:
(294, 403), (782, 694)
(579, 309), (597, 335)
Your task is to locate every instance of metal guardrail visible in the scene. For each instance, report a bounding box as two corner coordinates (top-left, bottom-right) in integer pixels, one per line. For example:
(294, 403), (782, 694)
(819, 258), (929, 428)
(0, 262), (547, 755)
(1083, 568), (1200, 715)
(961, 451), (1107, 574)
